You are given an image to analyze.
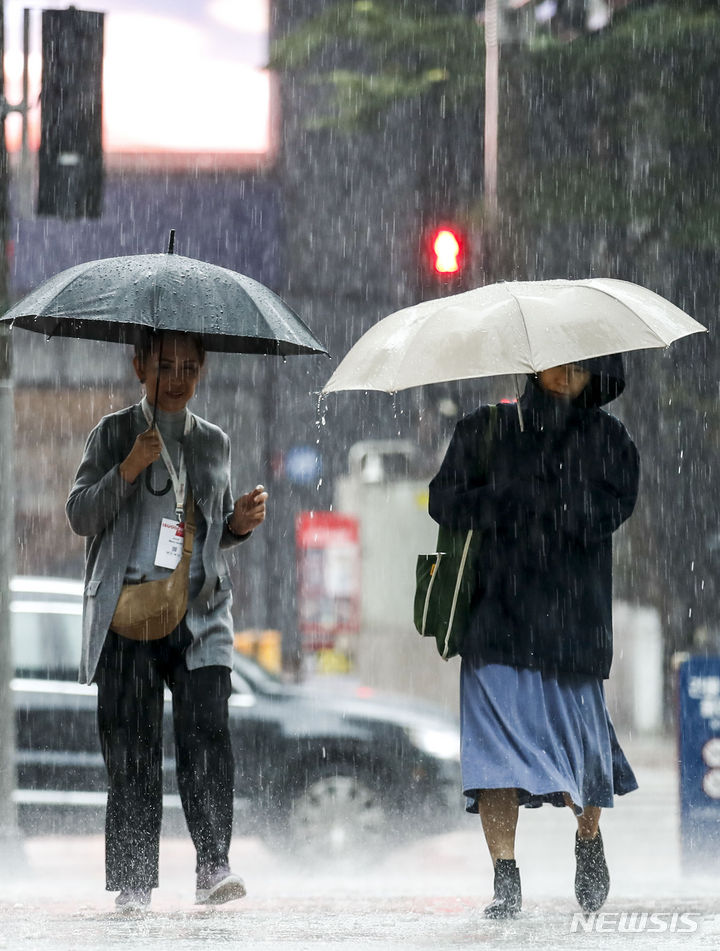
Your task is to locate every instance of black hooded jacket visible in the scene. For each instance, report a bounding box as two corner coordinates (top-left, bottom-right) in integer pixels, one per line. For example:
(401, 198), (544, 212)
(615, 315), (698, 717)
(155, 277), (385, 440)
(428, 355), (639, 678)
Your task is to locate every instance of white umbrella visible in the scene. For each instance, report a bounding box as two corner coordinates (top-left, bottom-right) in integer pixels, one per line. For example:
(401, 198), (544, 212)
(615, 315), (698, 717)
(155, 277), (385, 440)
(322, 278), (706, 395)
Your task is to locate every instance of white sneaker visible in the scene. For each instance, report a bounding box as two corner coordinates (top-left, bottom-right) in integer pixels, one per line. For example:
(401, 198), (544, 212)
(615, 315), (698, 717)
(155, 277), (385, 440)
(195, 868), (246, 905)
(115, 887), (152, 913)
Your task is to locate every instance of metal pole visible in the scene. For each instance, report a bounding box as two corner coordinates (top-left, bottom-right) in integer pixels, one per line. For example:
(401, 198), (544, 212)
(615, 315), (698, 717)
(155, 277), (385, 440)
(0, 333), (20, 869)
(21, 10), (28, 155)
(484, 0), (499, 226)
(18, 7), (31, 217)
(0, 0), (24, 871)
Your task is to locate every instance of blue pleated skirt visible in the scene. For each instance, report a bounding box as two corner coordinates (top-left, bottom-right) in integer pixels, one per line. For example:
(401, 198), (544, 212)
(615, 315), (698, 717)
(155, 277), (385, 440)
(460, 658), (638, 814)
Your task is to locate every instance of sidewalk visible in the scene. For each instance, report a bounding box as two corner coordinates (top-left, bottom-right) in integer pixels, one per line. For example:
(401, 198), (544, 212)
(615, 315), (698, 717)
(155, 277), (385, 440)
(0, 733), (717, 951)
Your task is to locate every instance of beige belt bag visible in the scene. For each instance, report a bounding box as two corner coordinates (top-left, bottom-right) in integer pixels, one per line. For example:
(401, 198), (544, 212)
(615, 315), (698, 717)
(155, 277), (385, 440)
(111, 496), (196, 642)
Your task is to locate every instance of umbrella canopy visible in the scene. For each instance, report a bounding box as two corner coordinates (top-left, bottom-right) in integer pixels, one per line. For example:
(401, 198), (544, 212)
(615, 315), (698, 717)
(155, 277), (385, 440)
(322, 278), (705, 394)
(1, 252), (327, 357)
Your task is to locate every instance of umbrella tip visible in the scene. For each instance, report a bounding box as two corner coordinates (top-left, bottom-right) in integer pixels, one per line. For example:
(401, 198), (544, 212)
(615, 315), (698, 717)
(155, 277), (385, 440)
(167, 230), (175, 254)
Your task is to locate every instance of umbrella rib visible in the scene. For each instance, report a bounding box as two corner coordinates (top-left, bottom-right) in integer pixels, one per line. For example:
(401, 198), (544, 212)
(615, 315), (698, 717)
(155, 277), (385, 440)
(19, 262), (97, 321)
(502, 284), (537, 368)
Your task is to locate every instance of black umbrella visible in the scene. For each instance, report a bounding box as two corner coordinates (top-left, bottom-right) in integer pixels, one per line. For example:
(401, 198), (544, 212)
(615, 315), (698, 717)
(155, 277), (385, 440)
(2, 231), (327, 473)
(1, 231), (327, 357)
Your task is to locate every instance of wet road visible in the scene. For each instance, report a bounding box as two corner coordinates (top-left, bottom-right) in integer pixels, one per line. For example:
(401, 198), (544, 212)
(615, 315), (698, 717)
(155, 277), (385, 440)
(0, 737), (718, 950)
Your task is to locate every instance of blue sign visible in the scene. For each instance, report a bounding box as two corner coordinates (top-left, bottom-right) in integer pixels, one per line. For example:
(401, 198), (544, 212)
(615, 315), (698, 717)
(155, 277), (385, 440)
(284, 446), (322, 486)
(677, 654), (720, 872)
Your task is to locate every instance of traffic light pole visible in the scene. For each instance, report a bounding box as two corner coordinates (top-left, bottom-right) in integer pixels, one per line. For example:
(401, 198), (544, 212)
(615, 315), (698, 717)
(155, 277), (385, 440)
(484, 0), (499, 226)
(0, 335), (19, 868)
(483, 0), (500, 283)
(0, 0), (23, 870)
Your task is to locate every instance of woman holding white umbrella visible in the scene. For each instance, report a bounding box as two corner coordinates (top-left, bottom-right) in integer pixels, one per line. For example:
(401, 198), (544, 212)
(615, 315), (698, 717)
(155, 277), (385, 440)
(320, 276), (705, 917)
(428, 354), (639, 918)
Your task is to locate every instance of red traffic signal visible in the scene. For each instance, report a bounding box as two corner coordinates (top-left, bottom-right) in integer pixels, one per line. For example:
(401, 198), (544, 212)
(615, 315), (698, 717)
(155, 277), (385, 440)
(432, 228), (462, 274)
(423, 226), (467, 286)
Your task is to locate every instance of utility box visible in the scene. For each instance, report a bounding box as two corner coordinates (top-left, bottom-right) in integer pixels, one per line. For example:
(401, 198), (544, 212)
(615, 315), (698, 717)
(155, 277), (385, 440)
(335, 441), (435, 635)
(334, 440), (459, 711)
(675, 653), (720, 874)
(606, 601), (664, 734)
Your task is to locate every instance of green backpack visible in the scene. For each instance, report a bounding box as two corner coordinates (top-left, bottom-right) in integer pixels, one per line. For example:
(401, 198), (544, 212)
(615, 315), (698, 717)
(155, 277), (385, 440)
(413, 405), (498, 660)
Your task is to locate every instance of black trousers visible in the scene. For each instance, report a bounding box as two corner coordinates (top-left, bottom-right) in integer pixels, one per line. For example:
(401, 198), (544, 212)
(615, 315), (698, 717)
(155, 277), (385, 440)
(94, 625), (234, 891)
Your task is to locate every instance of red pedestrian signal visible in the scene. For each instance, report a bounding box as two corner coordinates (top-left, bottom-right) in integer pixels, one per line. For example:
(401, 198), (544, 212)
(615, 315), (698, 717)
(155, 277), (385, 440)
(432, 228), (461, 274)
(421, 226), (467, 294)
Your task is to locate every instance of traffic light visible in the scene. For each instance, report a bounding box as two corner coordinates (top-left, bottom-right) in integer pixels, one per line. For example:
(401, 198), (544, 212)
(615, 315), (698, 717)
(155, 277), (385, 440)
(432, 229), (462, 275)
(420, 224), (468, 295)
(37, 8), (105, 219)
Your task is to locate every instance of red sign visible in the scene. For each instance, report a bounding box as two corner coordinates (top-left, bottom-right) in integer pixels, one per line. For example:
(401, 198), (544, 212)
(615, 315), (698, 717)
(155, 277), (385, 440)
(296, 511), (361, 651)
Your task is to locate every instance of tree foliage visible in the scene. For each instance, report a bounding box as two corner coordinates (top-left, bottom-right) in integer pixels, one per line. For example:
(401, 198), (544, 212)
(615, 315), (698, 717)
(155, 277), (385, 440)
(516, 5), (720, 249)
(270, 1), (485, 130)
(272, 0), (720, 651)
(273, 2), (720, 247)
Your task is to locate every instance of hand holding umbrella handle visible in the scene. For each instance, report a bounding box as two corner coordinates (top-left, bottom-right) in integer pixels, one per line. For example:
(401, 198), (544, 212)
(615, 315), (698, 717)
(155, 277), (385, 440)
(119, 428), (163, 484)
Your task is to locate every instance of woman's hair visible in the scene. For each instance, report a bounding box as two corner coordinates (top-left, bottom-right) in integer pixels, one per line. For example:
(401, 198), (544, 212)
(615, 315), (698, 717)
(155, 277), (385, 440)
(133, 329), (206, 368)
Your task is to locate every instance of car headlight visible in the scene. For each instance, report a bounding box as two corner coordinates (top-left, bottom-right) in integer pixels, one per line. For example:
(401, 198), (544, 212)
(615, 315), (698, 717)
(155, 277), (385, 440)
(407, 725), (460, 760)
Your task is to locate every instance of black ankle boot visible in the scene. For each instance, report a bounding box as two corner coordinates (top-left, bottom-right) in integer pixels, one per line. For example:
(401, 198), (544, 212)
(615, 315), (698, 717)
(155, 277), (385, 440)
(575, 829), (610, 913)
(483, 858), (522, 919)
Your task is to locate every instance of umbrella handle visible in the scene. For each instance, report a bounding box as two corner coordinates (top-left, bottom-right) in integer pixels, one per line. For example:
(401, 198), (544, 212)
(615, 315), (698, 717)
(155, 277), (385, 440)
(146, 331), (166, 494)
(145, 468), (172, 496)
(151, 332), (164, 428)
(513, 374), (525, 432)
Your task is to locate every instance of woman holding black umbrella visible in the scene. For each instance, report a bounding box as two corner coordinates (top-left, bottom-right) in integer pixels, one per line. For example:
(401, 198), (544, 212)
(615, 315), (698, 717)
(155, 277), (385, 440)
(67, 330), (267, 913)
(428, 355), (639, 918)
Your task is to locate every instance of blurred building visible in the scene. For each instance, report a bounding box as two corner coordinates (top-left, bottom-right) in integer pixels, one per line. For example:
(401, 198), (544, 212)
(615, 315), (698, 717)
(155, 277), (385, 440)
(12, 0), (720, 711)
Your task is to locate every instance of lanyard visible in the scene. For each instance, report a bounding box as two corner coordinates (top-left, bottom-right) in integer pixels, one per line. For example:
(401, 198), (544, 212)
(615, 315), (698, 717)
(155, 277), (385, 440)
(141, 398), (192, 520)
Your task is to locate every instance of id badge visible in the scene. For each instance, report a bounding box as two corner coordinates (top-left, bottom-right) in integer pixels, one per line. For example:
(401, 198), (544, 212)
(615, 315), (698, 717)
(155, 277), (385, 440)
(154, 518), (185, 569)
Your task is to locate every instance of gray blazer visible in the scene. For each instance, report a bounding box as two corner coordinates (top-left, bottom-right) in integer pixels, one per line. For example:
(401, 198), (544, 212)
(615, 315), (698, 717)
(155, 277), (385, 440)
(67, 402), (248, 684)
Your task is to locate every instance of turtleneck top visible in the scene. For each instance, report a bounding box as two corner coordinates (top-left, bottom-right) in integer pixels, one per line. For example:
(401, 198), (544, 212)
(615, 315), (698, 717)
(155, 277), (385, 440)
(124, 401), (206, 596)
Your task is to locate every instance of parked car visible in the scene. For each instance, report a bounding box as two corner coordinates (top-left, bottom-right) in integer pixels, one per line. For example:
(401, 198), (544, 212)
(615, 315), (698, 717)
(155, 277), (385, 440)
(10, 576), (462, 861)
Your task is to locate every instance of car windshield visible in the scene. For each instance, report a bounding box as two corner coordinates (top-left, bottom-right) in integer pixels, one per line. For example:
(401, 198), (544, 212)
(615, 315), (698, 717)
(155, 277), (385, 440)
(11, 600), (83, 680)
